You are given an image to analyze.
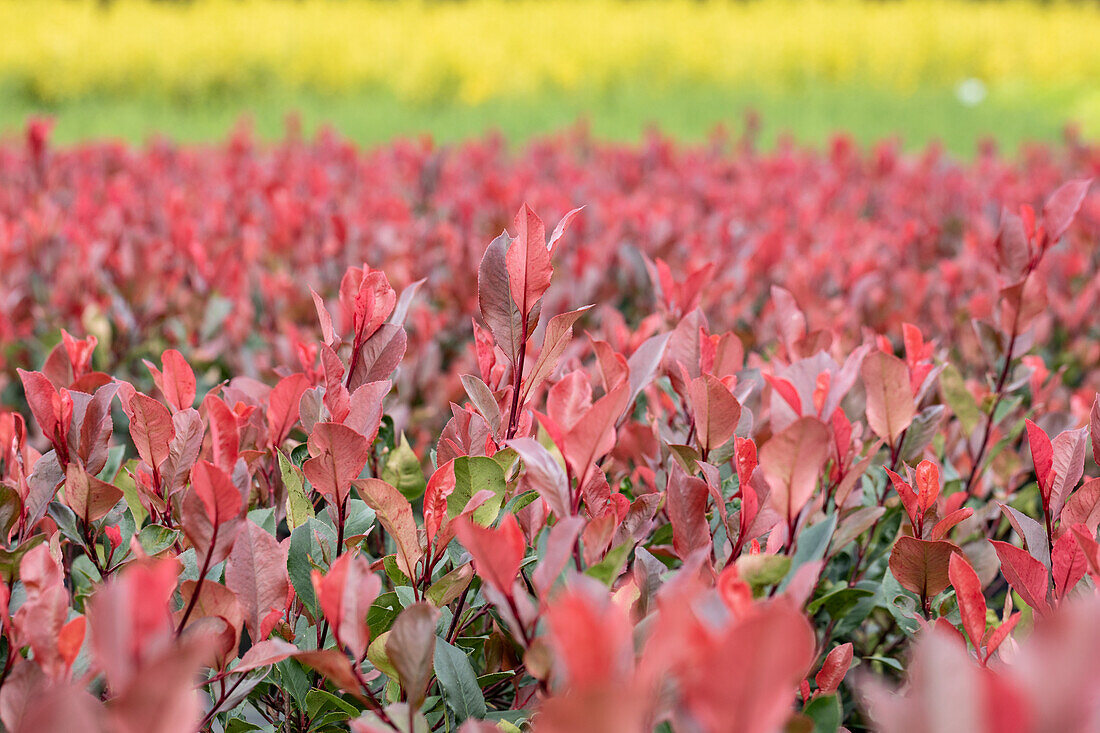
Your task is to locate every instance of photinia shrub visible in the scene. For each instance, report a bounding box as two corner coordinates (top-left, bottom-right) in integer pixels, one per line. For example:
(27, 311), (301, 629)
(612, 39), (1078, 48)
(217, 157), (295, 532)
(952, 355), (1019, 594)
(0, 128), (1100, 731)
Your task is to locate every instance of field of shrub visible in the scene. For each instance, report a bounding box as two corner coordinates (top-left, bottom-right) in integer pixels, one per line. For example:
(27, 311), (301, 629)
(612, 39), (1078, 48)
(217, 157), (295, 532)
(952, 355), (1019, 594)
(0, 121), (1099, 731)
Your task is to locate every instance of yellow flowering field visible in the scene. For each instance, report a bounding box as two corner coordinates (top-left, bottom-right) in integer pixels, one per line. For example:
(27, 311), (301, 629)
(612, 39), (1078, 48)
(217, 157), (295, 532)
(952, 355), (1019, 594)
(3, 0), (1100, 104)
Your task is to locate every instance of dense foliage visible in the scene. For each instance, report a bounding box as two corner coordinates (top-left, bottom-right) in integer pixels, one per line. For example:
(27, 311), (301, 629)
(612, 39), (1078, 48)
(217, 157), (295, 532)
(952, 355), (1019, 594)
(1, 126), (1100, 731)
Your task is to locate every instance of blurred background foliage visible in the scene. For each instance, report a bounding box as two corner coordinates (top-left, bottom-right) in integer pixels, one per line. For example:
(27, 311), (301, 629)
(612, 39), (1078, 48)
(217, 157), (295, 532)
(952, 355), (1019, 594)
(3, 0), (1099, 153)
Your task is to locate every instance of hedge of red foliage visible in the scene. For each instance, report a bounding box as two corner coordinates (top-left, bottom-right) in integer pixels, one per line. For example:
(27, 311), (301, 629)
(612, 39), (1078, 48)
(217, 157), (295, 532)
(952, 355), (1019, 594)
(1, 123), (1100, 731)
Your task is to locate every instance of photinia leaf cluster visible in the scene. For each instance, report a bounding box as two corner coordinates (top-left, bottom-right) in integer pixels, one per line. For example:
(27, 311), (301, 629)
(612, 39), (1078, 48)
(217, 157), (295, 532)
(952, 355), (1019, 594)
(0, 126), (1099, 731)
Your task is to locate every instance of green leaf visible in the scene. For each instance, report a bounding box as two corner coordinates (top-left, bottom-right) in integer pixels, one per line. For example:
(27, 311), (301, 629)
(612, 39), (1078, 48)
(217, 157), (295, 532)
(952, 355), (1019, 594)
(367, 592), (404, 636)
(280, 448), (314, 531)
(47, 502), (81, 544)
(778, 513), (837, 592)
(0, 484), (20, 541)
(940, 363), (982, 435)
(288, 518), (336, 617)
(383, 554), (412, 586)
(137, 524), (180, 555)
(305, 688), (360, 720)
(865, 655), (905, 672)
(115, 460), (147, 527)
(343, 499), (376, 540)
(382, 434), (427, 501)
(367, 631), (398, 679)
(804, 693), (842, 733)
(501, 490), (539, 517)
(735, 554), (791, 588)
(96, 445), (126, 483)
(585, 543), (633, 586)
(275, 658), (311, 712)
(807, 586), (875, 618)
(433, 637), (487, 721)
(427, 563), (474, 607)
(447, 456), (507, 526)
(476, 671), (515, 686)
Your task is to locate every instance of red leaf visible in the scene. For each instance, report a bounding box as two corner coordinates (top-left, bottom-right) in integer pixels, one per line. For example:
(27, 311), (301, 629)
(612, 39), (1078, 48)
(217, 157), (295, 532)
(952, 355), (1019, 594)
(560, 381), (631, 489)
(543, 581), (634, 689)
(815, 642), (853, 694)
(1051, 531), (1087, 601)
(1091, 395), (1100, 468)
(547, 206), (584, 254)
(145, 349), (196, 413)
(990, 540), (1051, 615)
(764, 374), (802, 415)
(454, 513), (525, 597)
(1071, 523), (1100, 579)
(1059, 477), (1100, 535)
(1041, 178), (1091, 244)
(234, 638), (299, 674)
(761, 416), (830, 525)
(17, 369), (61, 439)
(929, 507), (974, 541)
(423, 460), (456, 545)
(126, 393), (174, 472)
(64, 463), (123, 524)
(688, 374), (742, 455)
(505, 204), (552, 319)
(304, 422), (369, 504)
(1049, 426), (1088, 521)
(914, 460), (940, 513)
(666, 464), (711, 560)
(948, 552), (987, 653)
(889, 536), (960, 598)
(311, 552), (381, 660)
(190, 460), (243, 528)
(861, 350), (916, 446)
(348, 323), (407, 390)
(267, 373), (310, 446)
(225, 520), (290, 643)
(478, 231), (525, 367)
(520, 305), (593, 406)
(203, 394), (240, 474)
(1025, 419), (1053, 504)
(354, 478), (423, 579)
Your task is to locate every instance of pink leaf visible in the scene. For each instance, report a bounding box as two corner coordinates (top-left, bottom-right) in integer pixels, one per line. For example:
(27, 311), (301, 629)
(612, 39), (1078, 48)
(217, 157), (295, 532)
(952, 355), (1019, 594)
(666, 464), (711, 560)
(688, 374), (742, 455)
(225, 520), (290, 643)
(454, 513), (525, 598)
(508, 437), (570, 520)
(146, 349), (196, 413)
(761, 416), (830, 525)
(354, 478), (423, 579)
(304, 422), (369, 504)
(267, 373), (310, 446)
(1041, 178), (1091, 244)
(311, 552), (381, 660)
(861, 350), (916, 446)
(1051, 531), (1087, 601)
(126, 393), (174, 472)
